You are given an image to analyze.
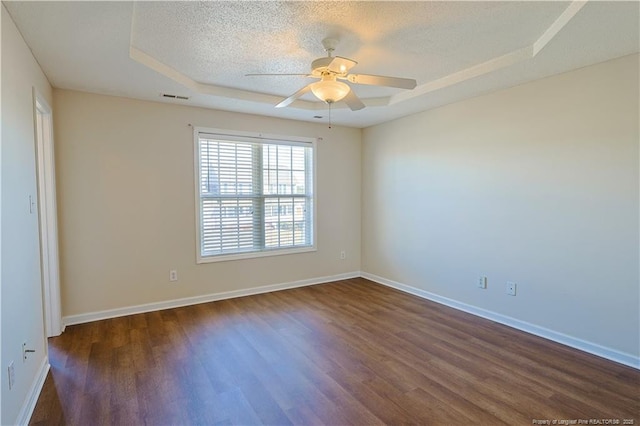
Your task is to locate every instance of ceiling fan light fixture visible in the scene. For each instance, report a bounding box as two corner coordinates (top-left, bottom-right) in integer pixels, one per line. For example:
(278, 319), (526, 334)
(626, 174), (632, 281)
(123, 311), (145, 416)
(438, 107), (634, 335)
(310, 79), (350, 104)
(257, 38), (416, 111)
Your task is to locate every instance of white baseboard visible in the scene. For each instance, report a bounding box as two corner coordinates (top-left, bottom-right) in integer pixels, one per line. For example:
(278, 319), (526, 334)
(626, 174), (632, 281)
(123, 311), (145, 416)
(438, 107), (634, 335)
(361, 272), (640, 370)
(16, 358), (50, 426)
(63, 271), (360, 327)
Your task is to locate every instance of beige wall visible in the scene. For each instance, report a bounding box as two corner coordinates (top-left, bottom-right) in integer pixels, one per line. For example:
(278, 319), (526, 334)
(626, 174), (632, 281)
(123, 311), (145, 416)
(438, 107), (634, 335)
(1, 5), (53, 424)
(362, 54), (639, 358)
(54, 90), (361, 317)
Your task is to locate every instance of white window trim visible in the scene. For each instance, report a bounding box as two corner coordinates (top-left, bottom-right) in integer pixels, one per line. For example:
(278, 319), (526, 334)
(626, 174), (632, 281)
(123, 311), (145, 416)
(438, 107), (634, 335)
(193, 127), (318, 263)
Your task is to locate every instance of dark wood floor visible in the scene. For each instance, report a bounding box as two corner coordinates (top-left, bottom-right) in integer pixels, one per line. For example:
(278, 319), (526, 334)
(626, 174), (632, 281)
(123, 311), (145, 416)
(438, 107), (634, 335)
(30, 278), (639, 425)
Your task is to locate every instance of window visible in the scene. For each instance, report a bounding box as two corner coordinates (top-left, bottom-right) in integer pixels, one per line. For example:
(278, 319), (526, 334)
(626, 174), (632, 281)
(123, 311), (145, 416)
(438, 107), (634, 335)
(195, 128), (315, 262)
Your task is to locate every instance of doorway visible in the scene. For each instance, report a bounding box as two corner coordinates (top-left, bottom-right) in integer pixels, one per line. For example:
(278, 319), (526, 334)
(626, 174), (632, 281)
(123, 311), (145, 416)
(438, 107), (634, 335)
(34, 89), (62, 337)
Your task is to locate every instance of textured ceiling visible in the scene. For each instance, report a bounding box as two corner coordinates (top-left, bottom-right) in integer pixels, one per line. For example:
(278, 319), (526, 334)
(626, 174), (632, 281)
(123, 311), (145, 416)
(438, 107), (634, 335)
(4, 1), (639, 128)
(130, 1), (566, 97)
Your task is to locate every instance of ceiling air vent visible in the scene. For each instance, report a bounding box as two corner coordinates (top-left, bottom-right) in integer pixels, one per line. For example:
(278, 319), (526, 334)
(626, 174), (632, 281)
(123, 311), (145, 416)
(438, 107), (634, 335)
(161, 93), (189, 100)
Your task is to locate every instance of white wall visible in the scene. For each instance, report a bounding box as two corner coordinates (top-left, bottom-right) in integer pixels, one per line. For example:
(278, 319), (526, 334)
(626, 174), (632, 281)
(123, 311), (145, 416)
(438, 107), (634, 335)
(362, 54), (639, 360)
(1, 5), (52, 424)
(54, 89), (361, 318)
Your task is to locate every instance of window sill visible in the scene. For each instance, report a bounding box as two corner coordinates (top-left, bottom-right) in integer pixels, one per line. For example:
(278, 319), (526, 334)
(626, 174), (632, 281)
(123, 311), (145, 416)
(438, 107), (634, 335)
(197, 245), (317, 264)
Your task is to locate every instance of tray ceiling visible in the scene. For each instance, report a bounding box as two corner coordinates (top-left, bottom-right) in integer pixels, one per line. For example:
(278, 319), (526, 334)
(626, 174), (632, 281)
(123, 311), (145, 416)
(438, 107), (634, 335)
(4, 1), (639, 128)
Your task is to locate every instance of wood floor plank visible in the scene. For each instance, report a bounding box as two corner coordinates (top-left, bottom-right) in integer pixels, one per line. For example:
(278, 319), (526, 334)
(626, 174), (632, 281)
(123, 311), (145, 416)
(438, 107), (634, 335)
(30, 278), (639, 425)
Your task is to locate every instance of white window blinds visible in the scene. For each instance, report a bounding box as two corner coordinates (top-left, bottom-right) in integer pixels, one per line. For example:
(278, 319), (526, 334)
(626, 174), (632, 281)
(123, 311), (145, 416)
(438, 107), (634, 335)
(195, 129), (315, 262)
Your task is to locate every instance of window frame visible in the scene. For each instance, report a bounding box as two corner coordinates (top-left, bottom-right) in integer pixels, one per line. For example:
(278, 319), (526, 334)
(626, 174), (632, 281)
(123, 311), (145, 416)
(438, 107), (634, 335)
(193, 127), (317, 263)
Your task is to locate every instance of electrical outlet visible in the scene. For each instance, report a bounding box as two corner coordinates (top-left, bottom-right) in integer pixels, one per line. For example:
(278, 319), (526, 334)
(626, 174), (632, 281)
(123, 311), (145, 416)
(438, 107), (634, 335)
(8, 362), (15, 390)
(506, 281), (517, 296)
(340, 250), (346, 260)
(477, 276), (487, 289)
(23, 343), (35, 361)
(169, 270), (178, 282)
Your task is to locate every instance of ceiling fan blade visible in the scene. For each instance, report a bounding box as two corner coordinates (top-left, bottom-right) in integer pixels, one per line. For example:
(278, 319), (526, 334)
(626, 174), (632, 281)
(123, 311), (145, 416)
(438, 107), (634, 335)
(245, 73), (311, 77)
(327, 56), (357, 74)
(347, 74), (417, 89)
(343, 90), (365, 111)
(275, 84), (313, 108)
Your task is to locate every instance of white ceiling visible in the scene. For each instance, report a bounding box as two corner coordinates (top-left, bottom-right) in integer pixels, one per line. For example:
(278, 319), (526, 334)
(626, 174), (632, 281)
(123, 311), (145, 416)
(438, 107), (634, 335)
(4, 1), (639, 128)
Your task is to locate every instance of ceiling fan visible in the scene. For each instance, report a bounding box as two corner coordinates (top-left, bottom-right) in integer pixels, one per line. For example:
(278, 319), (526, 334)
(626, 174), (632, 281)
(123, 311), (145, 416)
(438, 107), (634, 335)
(246, 38), (417, 111)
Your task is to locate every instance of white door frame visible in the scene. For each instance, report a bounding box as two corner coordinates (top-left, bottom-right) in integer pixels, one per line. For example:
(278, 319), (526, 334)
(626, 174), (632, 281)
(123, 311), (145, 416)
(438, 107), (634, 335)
(34, 89), (63, 337)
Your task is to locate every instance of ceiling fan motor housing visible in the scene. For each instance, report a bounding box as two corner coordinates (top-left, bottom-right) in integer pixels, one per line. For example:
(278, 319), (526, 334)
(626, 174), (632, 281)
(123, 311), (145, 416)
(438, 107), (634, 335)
(311, 57), (335, 76)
